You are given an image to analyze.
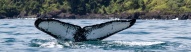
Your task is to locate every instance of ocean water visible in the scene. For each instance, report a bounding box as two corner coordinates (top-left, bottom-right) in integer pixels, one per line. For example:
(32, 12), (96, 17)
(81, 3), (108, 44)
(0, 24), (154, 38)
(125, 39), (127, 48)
(0, 19), (190, 52)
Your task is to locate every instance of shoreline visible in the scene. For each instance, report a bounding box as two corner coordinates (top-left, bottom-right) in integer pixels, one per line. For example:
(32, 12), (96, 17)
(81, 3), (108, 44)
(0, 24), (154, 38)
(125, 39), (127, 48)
(1, 12), (191, 20)
(1, 17), (191, 20)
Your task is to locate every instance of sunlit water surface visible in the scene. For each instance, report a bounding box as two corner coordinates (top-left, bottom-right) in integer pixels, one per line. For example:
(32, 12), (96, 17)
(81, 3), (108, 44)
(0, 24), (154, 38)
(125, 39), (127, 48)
(0, 19), (191, 52)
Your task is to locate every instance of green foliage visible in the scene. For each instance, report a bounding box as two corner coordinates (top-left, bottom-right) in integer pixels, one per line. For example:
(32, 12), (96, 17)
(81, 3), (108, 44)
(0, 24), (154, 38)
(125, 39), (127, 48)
(1, 0), (191, 17)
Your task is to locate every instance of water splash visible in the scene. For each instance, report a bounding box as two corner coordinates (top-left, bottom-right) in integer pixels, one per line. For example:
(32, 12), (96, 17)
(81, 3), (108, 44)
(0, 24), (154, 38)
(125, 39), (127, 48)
(29, 39), (168, 50)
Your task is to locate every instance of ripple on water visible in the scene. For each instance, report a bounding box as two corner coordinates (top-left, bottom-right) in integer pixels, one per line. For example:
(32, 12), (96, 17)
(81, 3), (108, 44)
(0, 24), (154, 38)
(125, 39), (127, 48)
(1, 24), (9, 25)
(9, 26), (17, 28)
(3, 38), (16, 42)
(0, 19), (190, 52)
(174, 37), (191, 40)
(28, 39), (171, 51)
(119, 31), (151, 35)
(13, 33), (24, 35)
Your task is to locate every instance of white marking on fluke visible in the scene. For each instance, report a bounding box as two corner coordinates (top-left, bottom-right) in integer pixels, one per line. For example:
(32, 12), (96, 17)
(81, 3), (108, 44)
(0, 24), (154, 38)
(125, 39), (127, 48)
(35, 18), (136, 42)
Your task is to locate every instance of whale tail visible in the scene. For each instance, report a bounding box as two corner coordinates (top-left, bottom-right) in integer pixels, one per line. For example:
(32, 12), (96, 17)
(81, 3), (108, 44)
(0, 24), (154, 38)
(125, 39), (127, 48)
(35, 18), (136, 42)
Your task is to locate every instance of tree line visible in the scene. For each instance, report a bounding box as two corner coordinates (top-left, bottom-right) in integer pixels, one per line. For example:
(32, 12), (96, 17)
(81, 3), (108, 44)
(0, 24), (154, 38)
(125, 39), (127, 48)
(0, 0), (191, 17)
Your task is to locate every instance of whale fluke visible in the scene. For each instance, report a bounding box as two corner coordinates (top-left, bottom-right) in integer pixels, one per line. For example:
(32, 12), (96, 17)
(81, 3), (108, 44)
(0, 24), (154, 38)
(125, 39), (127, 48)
(35, 18), (136, 42)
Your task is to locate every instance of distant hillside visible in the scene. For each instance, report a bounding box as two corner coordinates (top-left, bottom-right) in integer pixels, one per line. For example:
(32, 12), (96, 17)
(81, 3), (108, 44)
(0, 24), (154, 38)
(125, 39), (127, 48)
(0, 0), (191, 19)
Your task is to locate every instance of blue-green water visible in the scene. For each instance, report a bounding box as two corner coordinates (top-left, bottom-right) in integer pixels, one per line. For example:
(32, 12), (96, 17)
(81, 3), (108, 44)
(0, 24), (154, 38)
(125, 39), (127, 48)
(0, 19), (191, 52)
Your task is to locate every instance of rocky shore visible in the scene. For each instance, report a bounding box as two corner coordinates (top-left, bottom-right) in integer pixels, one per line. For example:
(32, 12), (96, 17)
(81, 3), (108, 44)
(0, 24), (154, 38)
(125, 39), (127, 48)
(1, 11), (191, 20)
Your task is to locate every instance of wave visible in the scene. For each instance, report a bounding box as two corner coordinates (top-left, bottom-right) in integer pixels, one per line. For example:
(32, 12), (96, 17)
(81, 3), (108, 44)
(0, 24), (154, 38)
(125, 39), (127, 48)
(29, 39), (170, 50)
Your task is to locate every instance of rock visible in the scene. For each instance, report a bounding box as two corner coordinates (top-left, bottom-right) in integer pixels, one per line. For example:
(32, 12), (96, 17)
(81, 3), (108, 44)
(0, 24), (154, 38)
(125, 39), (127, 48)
(0, 15), (5, 19)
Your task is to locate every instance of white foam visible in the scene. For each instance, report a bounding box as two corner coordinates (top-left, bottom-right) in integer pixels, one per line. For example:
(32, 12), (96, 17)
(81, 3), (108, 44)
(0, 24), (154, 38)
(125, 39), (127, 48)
(110, 41), (165, 46)
(40, 42), (63, 48)
(172, 18), (179, 20)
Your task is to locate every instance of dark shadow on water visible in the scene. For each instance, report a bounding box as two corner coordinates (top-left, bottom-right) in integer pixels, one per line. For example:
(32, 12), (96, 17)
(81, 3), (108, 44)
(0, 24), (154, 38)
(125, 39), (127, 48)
(174, 37), (191, 40)
(1, 24), (9, 25)
(148, 25), (170, 30)
(13, 33), (24, 35)
(0, 31), (25, 35)
(1, 38), (16, 46)
(9, 26), (17, 28)
(3, 38), (16, 42)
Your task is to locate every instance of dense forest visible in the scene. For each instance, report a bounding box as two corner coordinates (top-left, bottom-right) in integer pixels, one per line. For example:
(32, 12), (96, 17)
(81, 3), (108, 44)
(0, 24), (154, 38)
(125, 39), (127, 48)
(0, 0), (191, 19)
